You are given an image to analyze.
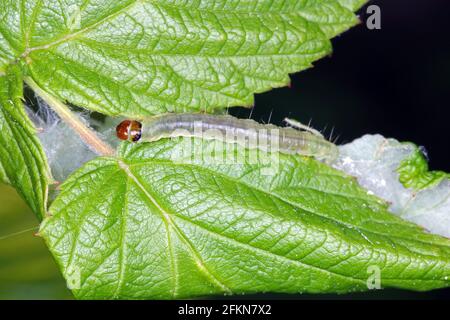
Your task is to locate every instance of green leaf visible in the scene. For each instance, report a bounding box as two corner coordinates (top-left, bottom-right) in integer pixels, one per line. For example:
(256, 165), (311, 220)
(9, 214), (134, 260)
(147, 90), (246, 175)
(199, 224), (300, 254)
(0, 0), (364, 117)
(337, 0), (367, 11)
(0, 65), (51, 220)
(40, 138), (450, 299)
(397, 148), (450, 191)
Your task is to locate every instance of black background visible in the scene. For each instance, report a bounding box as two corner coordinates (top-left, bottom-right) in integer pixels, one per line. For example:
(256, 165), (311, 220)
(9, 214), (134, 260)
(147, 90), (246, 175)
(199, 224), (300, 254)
(231, 0), (450, 172)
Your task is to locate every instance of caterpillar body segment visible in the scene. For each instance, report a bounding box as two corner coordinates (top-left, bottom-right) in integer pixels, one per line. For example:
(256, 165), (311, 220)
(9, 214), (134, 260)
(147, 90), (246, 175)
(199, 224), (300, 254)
(116, 113), (339, 162)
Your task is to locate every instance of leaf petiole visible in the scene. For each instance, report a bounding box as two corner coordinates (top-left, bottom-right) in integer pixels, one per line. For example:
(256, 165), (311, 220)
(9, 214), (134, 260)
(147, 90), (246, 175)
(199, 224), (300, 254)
(24, 77), (115, 157)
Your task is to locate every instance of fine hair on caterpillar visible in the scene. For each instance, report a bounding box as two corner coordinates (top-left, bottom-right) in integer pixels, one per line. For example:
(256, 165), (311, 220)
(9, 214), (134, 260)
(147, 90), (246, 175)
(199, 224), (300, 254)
(116, 113), (339, 175)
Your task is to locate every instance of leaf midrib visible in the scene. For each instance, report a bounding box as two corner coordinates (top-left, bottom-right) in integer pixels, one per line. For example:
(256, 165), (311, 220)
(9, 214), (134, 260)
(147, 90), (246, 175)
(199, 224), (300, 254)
(124, 158), (445, 284)
(5, 0), (346, 68)
(118, 160), (233, 295)
(126, 157), (450, 253)
(118, 160), (372, 286)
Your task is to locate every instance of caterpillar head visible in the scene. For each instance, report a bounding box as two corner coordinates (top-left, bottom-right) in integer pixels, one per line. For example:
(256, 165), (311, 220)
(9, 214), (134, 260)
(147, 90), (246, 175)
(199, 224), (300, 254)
(116, 120), (142, 142)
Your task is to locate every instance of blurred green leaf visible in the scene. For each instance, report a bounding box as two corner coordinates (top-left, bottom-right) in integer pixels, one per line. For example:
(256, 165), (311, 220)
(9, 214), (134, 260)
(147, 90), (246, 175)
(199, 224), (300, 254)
(398, 148), (450, 190)
(1, 0), (363, 117)
(41, 139), (450, 299)
(0, 184), (71, 299)
(0, 66), (51, 220)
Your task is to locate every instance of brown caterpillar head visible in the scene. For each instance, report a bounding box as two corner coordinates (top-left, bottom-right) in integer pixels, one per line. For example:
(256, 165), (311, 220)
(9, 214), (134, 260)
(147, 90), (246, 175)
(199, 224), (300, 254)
(116, 120), (142, 142)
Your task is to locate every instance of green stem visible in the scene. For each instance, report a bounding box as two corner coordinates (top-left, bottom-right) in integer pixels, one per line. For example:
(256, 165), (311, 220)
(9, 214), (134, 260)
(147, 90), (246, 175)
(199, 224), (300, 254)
(24, 77), (114, 156)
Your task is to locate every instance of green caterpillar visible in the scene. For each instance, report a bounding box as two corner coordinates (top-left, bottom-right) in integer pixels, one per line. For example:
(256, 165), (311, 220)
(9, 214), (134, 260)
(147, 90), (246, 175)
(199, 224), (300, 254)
(116, 113), (339, 162)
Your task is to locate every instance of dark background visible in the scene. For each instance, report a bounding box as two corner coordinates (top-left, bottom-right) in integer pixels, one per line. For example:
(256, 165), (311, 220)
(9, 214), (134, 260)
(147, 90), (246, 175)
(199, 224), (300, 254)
(231, 0), (450, 172)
